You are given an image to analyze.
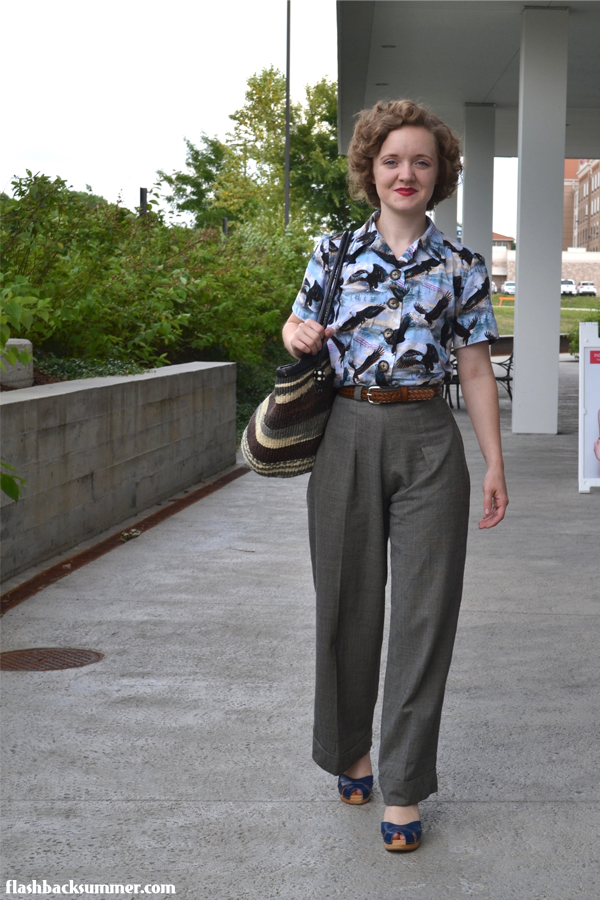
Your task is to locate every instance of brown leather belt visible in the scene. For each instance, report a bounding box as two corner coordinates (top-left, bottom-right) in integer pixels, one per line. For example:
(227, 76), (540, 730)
(338, 384), (443, 404)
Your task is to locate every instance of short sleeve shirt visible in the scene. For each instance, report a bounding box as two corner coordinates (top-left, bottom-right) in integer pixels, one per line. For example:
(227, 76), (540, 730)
(291, 211), (499, 389)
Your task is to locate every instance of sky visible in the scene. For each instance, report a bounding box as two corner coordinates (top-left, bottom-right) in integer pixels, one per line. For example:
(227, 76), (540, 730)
(1, 0), (518, 236)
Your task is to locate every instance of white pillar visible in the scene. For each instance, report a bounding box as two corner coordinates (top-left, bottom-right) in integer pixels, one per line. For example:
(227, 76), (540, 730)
(462, 103), (495, 270)
(512, 7), (568, 434)
(434, 193), (457, 239)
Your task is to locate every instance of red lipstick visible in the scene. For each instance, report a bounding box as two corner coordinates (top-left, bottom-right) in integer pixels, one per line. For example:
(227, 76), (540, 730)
(395, 188), (417, 196)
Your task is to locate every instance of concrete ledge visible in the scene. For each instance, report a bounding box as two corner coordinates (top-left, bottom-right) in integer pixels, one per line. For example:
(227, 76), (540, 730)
(0, 362), (236, 580)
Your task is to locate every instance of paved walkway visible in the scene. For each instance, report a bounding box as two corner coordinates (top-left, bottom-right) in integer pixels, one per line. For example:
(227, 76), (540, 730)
(1, 360), (598, 900)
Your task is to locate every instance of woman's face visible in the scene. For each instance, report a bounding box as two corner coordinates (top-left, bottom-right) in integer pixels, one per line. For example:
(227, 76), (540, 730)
(371, 125), (439, 221)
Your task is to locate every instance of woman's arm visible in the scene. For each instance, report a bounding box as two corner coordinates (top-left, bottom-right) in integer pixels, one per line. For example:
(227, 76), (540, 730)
(282, 313), (333, 360)
(456, 342), (509, 529)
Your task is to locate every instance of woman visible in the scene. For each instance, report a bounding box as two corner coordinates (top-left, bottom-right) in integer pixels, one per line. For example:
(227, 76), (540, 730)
(282, 100), (508, 851)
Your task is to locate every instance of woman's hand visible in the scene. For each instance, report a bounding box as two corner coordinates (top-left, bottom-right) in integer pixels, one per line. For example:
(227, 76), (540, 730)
(456, 343), (509, 530)
(282, 313), (333, 359)
(479, 466), (509, 529)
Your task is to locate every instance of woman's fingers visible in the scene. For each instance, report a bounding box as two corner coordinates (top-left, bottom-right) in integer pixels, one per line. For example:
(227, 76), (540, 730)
(291, 332), (319, 355)
(291, 320), (326, 356)
(478, 473), (508, 529)
(478, 499), (507, 529)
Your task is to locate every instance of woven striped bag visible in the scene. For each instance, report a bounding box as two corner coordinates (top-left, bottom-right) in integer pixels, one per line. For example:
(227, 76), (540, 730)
(242, 230), (351, 478)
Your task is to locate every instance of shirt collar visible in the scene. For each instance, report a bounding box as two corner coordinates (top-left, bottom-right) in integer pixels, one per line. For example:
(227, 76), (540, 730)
(348, 211), (445, 263)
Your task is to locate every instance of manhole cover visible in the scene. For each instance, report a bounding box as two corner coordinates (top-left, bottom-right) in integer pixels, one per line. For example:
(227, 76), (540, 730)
(0, 648), (104, 671)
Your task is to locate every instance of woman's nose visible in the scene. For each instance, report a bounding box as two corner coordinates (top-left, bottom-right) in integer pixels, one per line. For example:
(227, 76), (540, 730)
(396, 163), (414, 181)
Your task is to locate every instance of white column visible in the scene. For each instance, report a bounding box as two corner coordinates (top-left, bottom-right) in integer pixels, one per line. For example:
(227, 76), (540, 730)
(462, 103), (495, 271)
(433, 192), (457, 239)
(512, 7), (568, 434)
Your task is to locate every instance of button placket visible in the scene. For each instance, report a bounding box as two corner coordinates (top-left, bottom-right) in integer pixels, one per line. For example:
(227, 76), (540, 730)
(387, 273), (406, 310)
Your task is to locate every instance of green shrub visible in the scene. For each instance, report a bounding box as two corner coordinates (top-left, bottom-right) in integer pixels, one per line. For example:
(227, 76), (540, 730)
(35, 354), (147, 379)
(1, 173), (313, 368)
(568, 310), (600, 356)
(0, 272), (54, 369)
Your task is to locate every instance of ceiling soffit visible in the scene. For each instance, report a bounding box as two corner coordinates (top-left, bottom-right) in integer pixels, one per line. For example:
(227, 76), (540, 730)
(337, 1), (600, 156)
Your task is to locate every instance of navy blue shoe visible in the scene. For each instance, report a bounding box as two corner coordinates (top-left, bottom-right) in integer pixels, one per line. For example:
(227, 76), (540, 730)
(337, 774), (374, 805)
(381, 820), (421, 851)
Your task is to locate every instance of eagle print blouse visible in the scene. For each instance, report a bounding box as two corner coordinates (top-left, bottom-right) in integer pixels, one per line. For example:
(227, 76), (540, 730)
(292, 212), (499, 389)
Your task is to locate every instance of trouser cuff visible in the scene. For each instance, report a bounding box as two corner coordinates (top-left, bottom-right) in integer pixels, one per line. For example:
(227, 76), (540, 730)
(312, 732), (373, 777)
(378, 768), (438, 806)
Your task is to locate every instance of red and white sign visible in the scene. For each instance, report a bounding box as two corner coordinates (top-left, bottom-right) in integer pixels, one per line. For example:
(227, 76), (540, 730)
(590, 350), (600, 364)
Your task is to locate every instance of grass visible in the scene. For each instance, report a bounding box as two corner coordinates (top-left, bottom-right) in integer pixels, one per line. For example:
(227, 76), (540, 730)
(558, 296), (600, 309)
(492, 294), (600, 335)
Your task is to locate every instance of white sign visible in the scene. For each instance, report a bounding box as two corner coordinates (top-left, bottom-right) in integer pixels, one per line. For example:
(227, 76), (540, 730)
(579, 321), (600, 493)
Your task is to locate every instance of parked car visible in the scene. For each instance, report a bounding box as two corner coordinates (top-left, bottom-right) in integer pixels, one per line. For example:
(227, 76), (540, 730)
(577, 281), (597, 296)
(561, 279), (578, 296)
(501, 281), (515, 295)
(491, 280), (498, 293)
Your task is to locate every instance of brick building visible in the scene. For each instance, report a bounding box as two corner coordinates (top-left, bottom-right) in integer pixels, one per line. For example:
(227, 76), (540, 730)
(491, 161), (600, 290)
(563, 159), (578, 250)
(574, 159), (600, 251)
(493, 232), (514, 249)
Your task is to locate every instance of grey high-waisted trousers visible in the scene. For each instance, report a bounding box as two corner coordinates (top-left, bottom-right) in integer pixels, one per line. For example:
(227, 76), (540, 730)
(307, 394), (470, 807)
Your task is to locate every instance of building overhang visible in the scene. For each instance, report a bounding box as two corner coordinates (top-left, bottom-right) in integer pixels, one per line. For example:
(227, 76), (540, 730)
(337, 0), (600, 156)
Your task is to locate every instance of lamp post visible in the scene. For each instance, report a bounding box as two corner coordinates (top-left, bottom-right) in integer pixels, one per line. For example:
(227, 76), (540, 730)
(284, 0), (291, 229)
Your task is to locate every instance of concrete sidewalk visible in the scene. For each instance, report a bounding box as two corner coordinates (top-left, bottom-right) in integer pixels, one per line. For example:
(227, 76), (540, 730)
(1, 359), (598, 900)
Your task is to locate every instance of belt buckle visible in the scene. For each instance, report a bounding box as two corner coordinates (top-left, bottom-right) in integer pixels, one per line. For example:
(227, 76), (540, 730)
(365, 386), (382, 405)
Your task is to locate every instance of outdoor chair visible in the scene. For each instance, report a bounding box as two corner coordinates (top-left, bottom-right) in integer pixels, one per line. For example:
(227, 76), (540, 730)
(443, 353), (461, 409)
(444, 349), (514, 408)
(491, 351), (514, 400)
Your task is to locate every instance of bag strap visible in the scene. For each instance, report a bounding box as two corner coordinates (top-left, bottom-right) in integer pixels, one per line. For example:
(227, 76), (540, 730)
(317, 230), (352, 328)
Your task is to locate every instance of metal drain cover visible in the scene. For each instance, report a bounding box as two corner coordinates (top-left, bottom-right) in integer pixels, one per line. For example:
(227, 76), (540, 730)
(0, 648), (104, 671)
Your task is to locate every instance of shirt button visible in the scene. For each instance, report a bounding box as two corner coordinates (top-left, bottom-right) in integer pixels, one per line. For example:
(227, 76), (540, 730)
(390, 269), (400, 280)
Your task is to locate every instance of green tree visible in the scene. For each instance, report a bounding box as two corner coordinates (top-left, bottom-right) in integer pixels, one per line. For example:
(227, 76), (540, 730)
(159, 70), (371, 236)
(214, 67), (295, 227)
(157, 69), (293, 230)
(290, 78), (371, 232)
(157, 135), (230, 228)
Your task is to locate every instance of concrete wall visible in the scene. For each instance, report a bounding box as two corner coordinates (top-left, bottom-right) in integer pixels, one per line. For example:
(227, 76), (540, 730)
(560, 249), (600, 287)
(0, 362), (236, 581)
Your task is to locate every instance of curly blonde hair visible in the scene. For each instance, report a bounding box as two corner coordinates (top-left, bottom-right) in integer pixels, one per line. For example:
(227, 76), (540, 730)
(347, 100), (462, 211)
